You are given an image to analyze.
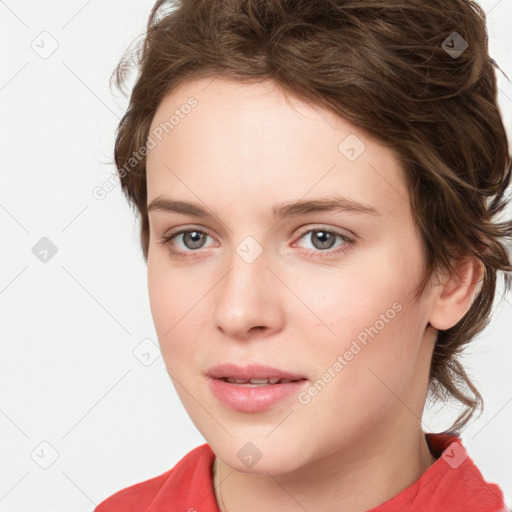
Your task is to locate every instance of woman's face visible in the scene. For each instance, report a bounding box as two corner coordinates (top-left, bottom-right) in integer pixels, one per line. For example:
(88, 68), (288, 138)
(146, 77), (438, 474)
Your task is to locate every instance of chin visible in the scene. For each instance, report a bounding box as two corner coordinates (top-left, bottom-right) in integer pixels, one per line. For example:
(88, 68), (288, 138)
(207, 433), (315, 476)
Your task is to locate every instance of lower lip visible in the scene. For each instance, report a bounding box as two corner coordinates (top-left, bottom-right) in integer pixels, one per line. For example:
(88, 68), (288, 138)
(208, 378), (307, 413)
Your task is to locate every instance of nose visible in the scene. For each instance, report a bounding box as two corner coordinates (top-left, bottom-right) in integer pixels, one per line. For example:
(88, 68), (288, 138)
(212, 245), (285, 341)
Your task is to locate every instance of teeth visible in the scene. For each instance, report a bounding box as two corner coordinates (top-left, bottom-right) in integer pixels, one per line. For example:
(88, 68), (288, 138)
(249, 379), (271, 384)
(224, 377), (297, 385)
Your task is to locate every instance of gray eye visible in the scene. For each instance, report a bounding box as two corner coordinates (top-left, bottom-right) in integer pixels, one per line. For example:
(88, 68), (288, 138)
(307, 230), (338, 250)
(181, 231), (208, 250)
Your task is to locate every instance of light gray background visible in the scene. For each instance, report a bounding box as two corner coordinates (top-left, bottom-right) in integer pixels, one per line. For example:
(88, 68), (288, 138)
(1, 1), (511, 510)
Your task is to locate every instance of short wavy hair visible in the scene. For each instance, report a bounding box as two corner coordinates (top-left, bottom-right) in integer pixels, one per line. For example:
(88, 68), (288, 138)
(111, 0), (512, 432)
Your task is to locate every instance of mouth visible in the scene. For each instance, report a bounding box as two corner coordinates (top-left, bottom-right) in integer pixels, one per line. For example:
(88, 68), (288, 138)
(206, 363), (308, 413)
(206, 362), (307, 381)
(218, 377), (304, 386)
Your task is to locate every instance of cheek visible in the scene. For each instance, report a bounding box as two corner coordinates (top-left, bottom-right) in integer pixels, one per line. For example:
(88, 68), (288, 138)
(291, 244), (427, 386)
(289, 253), (418, 342)
(147, 254), (214, 374)
(147, 259), (175, 338)
(292, 298), (427, 452)
(147, 256), (189, 358)
(301, 286), (427, 420)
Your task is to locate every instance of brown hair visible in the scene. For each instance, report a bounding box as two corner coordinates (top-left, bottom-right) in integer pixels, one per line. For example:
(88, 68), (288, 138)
(112, 0), (512, 432)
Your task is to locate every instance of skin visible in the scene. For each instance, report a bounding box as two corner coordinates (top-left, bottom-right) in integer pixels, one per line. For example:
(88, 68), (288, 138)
(145, 76), (483, 512)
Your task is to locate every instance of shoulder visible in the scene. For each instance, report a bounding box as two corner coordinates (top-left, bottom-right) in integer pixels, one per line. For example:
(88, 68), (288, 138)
(372, 432), (508, 512)
(94, 469), (171, 512)
(94, 443), (215, 512)
(423, 432), (507, 511)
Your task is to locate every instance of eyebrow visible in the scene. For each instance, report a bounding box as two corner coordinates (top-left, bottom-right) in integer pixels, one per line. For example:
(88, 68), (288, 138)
(147, 194), (380, 219)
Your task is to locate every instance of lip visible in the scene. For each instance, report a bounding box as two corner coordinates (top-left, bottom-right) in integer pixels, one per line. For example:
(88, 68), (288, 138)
(206, 363), (306, 381)
(206, 363), (308, 413)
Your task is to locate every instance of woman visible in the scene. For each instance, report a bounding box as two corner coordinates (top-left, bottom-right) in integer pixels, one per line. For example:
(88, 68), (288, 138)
(96, 0), (511, 510)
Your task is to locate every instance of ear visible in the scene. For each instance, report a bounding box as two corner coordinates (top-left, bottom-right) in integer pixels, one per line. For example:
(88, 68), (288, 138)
(428, 255), (484, 331)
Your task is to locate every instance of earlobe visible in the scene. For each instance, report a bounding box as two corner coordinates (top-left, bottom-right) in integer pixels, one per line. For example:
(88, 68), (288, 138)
(428, 256), (484, 331)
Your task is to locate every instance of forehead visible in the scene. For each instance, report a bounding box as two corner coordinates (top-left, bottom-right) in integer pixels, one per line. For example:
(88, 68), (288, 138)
(146, 77), (410, 219)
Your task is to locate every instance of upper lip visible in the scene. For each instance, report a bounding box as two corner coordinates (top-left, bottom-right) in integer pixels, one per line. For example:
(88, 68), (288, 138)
(207, 363), (307, 381)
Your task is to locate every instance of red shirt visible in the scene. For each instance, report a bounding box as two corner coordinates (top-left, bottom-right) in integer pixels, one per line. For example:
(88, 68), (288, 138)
(95, 433), (508, 512)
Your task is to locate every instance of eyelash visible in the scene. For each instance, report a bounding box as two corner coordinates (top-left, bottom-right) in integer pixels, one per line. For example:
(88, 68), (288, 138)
(158, 225), (354, 261)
